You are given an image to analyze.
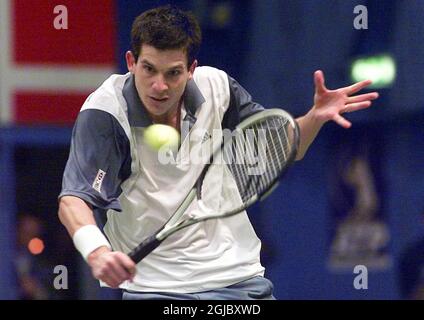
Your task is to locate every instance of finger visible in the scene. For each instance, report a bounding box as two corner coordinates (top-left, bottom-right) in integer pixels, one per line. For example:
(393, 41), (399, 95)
(118, 253), (137, 280)
(109, 257), (134, 282)
(314, 70), (327, 95)
(332, 114), (352, 128)
(99, 270), (122, 288)
(347, 92), (379, 104)
(106, 277), (121, 288)
(97, 255), (131, 286)
(343, 79), (373, 95)
(343, 101), (372, 113)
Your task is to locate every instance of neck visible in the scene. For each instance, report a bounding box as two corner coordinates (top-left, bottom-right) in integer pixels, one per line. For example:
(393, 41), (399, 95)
(150, 99), (182, 132)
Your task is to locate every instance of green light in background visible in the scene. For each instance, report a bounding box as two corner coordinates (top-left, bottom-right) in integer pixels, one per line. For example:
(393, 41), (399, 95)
(350, 54), (396, 88)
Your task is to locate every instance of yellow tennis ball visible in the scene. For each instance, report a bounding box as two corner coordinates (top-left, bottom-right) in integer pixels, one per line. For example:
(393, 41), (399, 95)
(143, 124), (180, 151)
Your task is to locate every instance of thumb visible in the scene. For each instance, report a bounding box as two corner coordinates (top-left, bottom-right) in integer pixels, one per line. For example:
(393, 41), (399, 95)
(314, 70), (326, 94)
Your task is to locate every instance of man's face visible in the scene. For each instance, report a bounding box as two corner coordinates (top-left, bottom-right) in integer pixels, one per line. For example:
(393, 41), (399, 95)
(126, 45), (197, 119)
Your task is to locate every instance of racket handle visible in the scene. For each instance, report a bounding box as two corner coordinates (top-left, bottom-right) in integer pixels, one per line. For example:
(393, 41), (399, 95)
(127, 234), (162, 263)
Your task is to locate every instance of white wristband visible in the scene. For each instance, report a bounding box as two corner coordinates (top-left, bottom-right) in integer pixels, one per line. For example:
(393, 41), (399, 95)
(72, 225), (112, 261)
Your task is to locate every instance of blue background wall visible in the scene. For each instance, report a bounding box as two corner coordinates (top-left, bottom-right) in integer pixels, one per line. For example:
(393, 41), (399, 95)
(1, 0), (424, 299)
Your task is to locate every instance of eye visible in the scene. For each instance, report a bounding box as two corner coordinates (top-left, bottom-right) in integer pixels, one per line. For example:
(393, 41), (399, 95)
(168, 70), (181, 77)
(143, 65), (154, 73)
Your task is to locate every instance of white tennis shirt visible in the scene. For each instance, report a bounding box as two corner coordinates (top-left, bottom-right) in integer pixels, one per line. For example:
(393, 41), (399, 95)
(60, 66), (265, 293)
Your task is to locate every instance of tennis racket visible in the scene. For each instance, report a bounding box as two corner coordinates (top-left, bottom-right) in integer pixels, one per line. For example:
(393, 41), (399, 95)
(128, 108), (300, 263)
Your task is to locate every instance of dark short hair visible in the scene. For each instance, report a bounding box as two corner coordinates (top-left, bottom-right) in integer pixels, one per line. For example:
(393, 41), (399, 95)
(131, 5), (202, 67)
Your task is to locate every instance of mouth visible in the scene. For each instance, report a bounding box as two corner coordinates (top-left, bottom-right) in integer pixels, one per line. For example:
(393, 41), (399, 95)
(149, 96), (169, 102)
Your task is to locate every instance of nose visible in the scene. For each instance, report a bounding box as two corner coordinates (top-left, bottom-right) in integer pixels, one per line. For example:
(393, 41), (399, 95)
(152, 74), (168, 92)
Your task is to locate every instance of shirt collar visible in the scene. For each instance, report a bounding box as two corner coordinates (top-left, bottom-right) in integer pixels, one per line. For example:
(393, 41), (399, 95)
(123, 73), (205, 128)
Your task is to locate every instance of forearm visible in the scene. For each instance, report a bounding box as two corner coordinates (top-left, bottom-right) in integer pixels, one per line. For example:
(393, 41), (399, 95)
(58, 195), (135, 286)
(295, 107), (326, 160)
(58, 195), (113, 261)
(58, 195), (97, 237)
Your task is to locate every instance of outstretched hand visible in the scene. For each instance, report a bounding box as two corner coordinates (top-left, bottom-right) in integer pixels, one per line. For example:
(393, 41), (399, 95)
(312, 70), (379, 128)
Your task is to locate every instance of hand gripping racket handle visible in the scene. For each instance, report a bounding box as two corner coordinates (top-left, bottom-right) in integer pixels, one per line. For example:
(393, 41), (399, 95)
(127, 232), (162, 263)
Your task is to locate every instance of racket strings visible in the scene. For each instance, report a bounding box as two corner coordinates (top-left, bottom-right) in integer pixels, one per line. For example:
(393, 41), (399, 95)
(254, 117), (291, 194)
(224, 115), (294, 202)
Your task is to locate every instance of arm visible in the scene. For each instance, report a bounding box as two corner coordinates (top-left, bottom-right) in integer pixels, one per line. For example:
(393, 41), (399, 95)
(295, 70), (379, 160)
(58, 109), (134, 287)
(58, 195), (98, 235)
(58, 195), (136, 288)
(295, 110), (324, 160)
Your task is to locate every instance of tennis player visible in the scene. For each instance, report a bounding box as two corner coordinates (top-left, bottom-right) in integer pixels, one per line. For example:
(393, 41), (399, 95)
(58, 5), (378, 300)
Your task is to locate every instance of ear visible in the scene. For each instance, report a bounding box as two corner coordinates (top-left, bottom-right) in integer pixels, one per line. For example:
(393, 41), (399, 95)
(126, 51), (137, 73)
(188, 60), (198, 80)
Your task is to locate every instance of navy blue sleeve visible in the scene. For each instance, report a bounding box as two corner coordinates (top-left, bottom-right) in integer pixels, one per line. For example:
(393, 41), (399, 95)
(59, 109), (132, 211)
(222, 75), (265, 130)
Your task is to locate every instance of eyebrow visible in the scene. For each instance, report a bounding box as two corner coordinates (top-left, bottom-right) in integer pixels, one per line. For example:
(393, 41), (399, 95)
(140, 59), (185, 71)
